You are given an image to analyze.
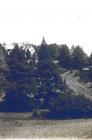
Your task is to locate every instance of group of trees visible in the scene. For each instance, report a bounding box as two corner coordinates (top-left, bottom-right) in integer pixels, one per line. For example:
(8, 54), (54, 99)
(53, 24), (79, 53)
(37, 39), (92, 69)
(0, 38), (92, 118)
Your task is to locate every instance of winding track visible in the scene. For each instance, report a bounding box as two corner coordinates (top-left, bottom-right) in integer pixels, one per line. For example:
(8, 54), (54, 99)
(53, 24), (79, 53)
(61, 71), (92, 100)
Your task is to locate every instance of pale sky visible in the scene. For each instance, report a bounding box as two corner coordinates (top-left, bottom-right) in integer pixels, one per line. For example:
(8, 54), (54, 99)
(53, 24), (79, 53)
(0, 0), (92, 55)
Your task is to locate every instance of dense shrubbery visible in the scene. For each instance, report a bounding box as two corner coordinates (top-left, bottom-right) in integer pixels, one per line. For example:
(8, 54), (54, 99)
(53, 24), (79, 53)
(0, 38), (92, 118)
(48, 92), (92, 119)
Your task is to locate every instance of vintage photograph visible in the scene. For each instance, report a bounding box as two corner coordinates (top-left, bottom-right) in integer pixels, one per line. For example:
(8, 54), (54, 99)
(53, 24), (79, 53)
(0, 0), (92, 139)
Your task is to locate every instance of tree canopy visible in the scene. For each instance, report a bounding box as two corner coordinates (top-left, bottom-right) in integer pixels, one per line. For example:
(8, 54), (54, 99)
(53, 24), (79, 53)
(0, 39), (91, 119)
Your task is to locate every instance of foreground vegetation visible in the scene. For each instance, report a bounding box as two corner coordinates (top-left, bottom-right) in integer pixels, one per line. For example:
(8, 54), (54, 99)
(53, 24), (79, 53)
(0, 38), (92, 118)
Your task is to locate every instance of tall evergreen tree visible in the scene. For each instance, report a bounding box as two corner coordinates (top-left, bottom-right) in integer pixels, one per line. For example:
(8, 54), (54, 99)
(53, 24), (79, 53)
(71, 46), (88, 69)
(5, 44), (37, 111)
(0, 44), (8, 103)
(59, 44), (71, 68)
(89, 53), (92, 66)
(38, 37), (50, 61)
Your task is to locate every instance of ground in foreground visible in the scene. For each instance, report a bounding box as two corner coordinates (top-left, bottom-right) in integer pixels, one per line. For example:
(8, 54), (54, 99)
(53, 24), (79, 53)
(0, 113), (92, 139)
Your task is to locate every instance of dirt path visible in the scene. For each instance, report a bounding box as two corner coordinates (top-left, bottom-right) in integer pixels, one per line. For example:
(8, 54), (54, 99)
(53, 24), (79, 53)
(0, 116), (92, 138)
(62, 71), (92, 99)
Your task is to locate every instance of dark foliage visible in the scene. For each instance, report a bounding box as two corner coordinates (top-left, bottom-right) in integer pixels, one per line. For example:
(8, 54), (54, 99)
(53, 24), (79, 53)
(0, 39), (91, 119)
(71, 46), (88, 69)
(59, 44), (72, 68)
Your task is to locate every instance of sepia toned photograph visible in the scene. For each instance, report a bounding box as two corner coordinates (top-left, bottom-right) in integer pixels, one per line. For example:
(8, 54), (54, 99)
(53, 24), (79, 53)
(0, 0), (92, 139)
